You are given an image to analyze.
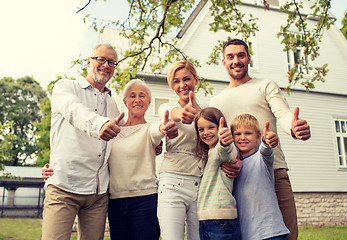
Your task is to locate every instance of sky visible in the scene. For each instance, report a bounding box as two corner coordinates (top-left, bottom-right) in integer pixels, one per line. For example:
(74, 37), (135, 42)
(0, 0), (346, 89)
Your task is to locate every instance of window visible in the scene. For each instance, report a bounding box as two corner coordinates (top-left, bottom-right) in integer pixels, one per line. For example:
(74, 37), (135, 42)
(334, 119), (347, 168)
(248, 41), (254, 68)
(154, 98), (170, 116)
(287, 49), (310, 74)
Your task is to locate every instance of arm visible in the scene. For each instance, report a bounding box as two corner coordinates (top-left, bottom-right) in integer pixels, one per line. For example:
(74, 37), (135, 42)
(51, 79), (110, 138)
(265, 80), (311, 141)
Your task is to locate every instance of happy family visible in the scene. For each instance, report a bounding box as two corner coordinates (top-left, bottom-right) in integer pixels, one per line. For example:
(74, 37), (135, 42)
(41, 39), (311, 240)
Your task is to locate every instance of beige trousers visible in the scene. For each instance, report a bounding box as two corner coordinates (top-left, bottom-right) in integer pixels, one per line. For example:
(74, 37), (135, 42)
(41, 185), (108, 240)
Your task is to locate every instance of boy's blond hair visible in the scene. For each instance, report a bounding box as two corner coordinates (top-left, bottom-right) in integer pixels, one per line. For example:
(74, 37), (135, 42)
(230, 113), (261, 136)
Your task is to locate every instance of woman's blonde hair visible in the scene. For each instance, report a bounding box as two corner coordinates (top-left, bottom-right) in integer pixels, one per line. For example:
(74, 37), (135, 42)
(230, 113), (261, 136)
(167, 60), (198, 88)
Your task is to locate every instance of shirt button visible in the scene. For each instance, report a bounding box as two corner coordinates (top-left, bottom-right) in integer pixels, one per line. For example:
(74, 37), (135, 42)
(95, 109), (97, 111)
(98, 154), (101, 157)
(195, 181), (198, 186)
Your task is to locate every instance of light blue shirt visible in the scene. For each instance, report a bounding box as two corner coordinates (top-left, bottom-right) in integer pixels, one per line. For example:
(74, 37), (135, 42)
(233, 140), (290, 239)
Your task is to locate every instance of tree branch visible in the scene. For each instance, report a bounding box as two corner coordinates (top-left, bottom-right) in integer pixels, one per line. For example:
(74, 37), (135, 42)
(76, 0), (91, 14)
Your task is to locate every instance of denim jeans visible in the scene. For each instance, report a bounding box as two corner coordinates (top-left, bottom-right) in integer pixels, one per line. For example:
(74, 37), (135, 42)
(108, 193), (160, 240)
(199, 219), (241, 240)
(157, 173), (201, 240)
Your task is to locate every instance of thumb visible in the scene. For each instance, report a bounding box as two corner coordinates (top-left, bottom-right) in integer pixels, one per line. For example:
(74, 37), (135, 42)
(189, 91), (197, 107)
(115, 112), (125, 125)
(219, 117), (225, 130)
(264, 121), (270, 134)
(163, 110), (169, 125)
(293, 107), (299, 122)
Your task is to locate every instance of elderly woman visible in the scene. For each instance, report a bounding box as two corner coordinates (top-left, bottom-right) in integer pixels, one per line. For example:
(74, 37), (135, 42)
(107, 79), (177, 239)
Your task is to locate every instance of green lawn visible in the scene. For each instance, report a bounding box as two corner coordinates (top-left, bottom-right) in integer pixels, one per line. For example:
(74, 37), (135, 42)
(0, 218), (346, 240)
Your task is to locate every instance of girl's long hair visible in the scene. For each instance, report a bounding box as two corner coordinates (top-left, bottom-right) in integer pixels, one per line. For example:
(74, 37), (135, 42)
(194, 107), (227, 161)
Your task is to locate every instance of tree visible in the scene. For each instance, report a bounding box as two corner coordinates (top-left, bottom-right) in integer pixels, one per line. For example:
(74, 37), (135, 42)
(76, 0), (334, 94)
(0, 76), (47, 166)
(341, 11), (347, 39)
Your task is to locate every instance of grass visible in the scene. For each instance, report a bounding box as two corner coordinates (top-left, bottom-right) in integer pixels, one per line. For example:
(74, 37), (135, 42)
(0, 218), (346, 239)
(298, 225), (347, 240)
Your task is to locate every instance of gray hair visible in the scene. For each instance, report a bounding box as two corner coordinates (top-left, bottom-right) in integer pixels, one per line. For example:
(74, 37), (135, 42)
(89, 43), (118, 59)
(123, 79), (152, 101)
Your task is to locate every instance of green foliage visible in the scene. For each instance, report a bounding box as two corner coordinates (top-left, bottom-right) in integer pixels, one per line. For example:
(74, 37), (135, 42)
(0, 76), (47, 166)
(34, 97), (51, 167)
(341, 11), (347, 39)
(76, 0), (334, 94)
(33, 76), (76, 167)
(277, 0), (334, 93)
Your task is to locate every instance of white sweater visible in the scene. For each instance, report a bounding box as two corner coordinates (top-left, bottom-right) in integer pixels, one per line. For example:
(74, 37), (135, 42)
(210, 78), (293, 170)
(108, 122), (163, 199)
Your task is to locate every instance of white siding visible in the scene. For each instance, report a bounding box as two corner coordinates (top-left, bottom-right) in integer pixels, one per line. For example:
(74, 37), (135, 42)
(116, 79), (347, 192)
(103, 0), (347, 192)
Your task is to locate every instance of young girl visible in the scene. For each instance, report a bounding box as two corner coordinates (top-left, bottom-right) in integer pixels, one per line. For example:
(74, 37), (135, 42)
(194, 107), (240, 240)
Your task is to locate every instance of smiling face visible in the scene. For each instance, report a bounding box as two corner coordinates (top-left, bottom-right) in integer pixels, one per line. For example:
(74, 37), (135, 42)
(87, 45), (118, 90)
(222, 44), (251, 84)
(197, 117), (219, 149)
(232, 125), (261, 159)
(123, 83), (150, 118)
(171, 67), (198, 107)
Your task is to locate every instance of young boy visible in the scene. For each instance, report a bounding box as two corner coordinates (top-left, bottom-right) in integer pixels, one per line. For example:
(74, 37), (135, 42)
(231, 114), (290, 240)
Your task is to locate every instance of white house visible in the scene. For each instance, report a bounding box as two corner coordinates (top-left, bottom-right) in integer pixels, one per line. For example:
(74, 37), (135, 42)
(100, 0), (347, 226)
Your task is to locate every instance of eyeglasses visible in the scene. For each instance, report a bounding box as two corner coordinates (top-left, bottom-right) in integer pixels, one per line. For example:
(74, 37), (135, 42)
(90, 56), (118, 67)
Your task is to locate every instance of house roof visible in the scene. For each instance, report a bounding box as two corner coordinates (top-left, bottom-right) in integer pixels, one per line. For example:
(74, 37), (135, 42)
(176, 0), (207, 39)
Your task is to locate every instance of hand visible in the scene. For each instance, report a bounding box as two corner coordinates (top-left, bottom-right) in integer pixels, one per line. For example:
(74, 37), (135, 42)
(42, 163), (54, 182)
(218, 117), (233, 147)
(264, 121), (278, 148)
(181, 91), (201, 124)
(155, 141), (163, 156)
(291, 107), (311, 141)
(160, 110), (178, 139)
(99, 112), (125, 141)
(221, 158), (242, 179)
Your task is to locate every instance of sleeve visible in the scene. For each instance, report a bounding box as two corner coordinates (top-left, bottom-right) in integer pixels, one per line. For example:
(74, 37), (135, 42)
(264, 80), (293, 135)
(51, 79), (110, 138)
(259, 138), (274, 168)
(149, 122), (164, 146)
(216, 142), (233, 163)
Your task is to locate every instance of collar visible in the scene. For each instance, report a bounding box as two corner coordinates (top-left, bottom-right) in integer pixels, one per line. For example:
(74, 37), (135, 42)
(77, 76), (112, 96)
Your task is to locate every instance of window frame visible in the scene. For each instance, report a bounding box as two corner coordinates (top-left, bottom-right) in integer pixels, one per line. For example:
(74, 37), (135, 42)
(334, 118), (347, 169)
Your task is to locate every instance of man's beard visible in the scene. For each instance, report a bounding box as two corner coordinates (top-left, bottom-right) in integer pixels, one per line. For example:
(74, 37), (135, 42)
(228, 65), (247, 80)
(88, 67), (111, 85)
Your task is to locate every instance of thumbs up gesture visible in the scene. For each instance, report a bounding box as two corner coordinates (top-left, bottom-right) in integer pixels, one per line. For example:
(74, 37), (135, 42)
(291, 107), (311, 141)
(160, 110), (178, 139)
(218, 117), (233, 147)
(180, 91), (201, 124)
(99, 112), (125, 141)
(264, 121), (278, 148)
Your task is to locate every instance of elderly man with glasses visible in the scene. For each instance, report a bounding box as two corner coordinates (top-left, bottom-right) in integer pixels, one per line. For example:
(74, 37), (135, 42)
(41, 43), (124, 240)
